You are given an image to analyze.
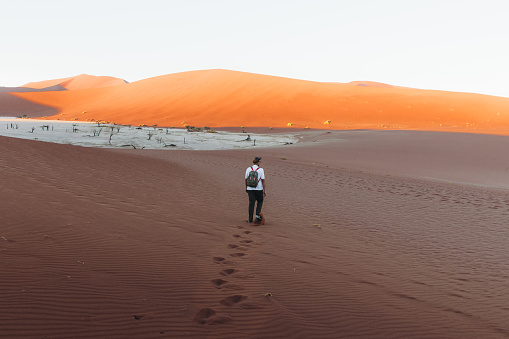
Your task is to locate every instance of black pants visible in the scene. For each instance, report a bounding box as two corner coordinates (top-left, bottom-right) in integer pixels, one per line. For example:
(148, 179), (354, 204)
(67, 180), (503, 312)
(247, 190), (264, 222)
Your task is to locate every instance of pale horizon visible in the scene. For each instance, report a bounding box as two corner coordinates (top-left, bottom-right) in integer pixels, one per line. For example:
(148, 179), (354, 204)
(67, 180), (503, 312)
(2, 0), (508, 98)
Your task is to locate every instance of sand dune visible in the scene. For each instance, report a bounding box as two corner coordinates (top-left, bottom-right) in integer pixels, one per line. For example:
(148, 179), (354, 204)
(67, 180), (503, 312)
(4, 70), (509, 338)
(0, 85), (65, 117)
(10, 69), (509, 135)
(22, 74), (127, 90)
(0, 75), (127, 117)
(0, 93), (59, 117)
(2, 131), (509, 338)
(346, 80), (396, 88)
(0, 85), (66, 94)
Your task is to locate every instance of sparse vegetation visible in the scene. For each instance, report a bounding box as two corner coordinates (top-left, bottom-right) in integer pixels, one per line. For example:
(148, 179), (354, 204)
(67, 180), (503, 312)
(185, 125), (201, 132)
(2, 119), (297, 150)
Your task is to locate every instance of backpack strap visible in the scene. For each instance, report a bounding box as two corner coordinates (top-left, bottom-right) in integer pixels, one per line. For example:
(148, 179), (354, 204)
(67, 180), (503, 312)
(249, 166), (261, 185)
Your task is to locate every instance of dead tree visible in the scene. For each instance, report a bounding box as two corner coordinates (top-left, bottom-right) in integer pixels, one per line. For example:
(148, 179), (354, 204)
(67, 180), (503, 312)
(121, 144), (145, 149)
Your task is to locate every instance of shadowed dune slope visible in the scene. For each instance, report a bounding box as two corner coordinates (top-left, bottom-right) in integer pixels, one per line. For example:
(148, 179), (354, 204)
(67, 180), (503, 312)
(1, 75), (126, 117)
(12, 69), (509, 135)
(1, 85), (68, 94)
(22, 74), (127, 90)
(0, 86), (66, 94)
(0, 93), (59, 117)
(2, 133), (509, 338)
(1, 85), (65, 116)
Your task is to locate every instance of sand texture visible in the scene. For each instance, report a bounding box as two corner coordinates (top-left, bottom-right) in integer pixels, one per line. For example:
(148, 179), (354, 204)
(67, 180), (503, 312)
(2, 130), (509, 338)
(8, 69), (509, 135)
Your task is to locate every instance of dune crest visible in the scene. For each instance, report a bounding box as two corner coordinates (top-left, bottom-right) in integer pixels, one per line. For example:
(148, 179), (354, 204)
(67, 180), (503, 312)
(22, 74), (127, 90)
(11, 69), (509, 135)
(346, 81), (396, 88)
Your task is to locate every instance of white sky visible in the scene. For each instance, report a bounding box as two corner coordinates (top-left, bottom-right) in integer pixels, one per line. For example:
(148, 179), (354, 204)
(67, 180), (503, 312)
(1, 0), (508, 97)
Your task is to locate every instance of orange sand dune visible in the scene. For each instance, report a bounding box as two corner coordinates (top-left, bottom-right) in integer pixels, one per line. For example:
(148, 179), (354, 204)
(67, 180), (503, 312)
(22, 74), (127, 90)
(346, 80), (396, 88)
(13, 69), (509, 135)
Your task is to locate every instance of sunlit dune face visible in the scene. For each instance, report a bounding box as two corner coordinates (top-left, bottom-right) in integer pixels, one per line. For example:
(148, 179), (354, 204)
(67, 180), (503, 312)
(11, 70), (509, 135)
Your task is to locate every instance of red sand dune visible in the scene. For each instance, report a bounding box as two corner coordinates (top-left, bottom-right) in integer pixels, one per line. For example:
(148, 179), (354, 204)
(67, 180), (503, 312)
(22, 74), (127, 90)
(11, 69), (509, 135)
(2, 131), (509, 338)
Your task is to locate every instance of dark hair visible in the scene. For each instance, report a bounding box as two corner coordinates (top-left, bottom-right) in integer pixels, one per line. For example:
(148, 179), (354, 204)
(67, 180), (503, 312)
(253, 156), (262, 163)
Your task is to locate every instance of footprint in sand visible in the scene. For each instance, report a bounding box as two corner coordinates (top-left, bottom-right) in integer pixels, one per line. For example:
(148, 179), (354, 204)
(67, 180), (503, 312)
(211, 279), (229, 288)
(213, 257), (226, 264)
(213, 257), (234, 265)
(228, 244), (248, 251)
(230, 253), (246, 257)
(219, 295), (248, 307)
(240, 239), (253, 244)
(211, 279), (243, 290)
(219, 268), (238, 276)
(194, 308), (232, 325)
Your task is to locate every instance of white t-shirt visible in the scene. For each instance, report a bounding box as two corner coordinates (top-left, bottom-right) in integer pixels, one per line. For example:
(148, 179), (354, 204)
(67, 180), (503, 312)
(245, 165), (265, 190)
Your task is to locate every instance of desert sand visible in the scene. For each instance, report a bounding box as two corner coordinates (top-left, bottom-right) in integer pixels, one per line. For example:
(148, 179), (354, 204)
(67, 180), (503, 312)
(2, 128), (509, 338)
(2, 70), (509, 338)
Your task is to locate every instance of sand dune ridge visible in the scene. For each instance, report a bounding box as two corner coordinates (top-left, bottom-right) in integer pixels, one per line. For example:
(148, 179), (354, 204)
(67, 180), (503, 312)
(8, 69), (509, 135)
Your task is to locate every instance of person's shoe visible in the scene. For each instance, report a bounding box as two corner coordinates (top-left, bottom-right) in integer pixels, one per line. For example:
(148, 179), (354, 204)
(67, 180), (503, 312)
(247, 220), (253, 223)
(256, 215), (263, 222)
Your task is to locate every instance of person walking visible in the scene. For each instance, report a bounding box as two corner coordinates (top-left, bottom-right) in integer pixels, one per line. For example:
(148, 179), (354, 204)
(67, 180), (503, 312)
(245, 157), (266, 223)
